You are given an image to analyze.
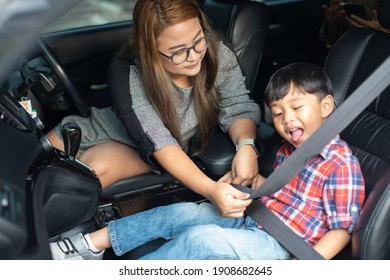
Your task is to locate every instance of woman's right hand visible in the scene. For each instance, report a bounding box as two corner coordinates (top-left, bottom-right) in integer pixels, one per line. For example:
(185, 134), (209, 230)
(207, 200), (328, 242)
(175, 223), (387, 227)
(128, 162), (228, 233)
(154, 146), (252, 218)
(206, 181), (252, 218)
(348, 9), (390, 34)
(322, 0), (345, 25)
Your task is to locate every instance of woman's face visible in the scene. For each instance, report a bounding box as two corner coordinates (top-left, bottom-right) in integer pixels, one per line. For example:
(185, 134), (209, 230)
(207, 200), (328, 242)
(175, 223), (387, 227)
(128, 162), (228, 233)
(157, 17), (207, 87)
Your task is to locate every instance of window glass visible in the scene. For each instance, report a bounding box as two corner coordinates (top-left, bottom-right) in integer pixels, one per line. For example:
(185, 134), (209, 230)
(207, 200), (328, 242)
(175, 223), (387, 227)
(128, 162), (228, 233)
(45, 0), (137, 32)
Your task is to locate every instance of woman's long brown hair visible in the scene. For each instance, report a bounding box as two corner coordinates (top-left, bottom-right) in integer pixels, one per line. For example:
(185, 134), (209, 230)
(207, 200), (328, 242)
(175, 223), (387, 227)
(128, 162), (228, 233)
(130, 0), (220, 155)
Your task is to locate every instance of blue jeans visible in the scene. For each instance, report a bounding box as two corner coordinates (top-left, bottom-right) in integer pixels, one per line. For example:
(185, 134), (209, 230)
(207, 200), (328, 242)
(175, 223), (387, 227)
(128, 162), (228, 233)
(108, 202), (291, 260)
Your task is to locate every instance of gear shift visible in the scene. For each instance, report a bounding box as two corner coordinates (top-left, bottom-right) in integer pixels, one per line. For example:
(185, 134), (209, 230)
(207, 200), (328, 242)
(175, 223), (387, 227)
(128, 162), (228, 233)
(61, 122), (81, 161)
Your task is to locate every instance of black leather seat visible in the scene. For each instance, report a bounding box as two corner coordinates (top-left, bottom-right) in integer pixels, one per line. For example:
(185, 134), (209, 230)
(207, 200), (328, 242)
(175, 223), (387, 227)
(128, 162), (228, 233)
(260, 0), (390, 260)
(331, 0), (390, 260)
(202, 0), (269, 94)
(102, 0), (269, 200)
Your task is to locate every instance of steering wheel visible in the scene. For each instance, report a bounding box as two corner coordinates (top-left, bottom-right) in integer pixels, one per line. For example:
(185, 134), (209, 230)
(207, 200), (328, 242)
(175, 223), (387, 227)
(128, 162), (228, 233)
(38, 40), (91, 117)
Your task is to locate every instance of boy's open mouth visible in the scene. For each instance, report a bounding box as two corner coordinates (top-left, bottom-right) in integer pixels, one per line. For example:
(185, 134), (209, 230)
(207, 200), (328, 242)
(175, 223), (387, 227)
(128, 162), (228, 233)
(290, 127), (304, 142)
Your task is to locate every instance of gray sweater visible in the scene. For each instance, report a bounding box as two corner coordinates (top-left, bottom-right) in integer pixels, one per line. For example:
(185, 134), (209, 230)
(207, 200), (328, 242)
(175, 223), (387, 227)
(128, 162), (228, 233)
(56, 42), (260, 170)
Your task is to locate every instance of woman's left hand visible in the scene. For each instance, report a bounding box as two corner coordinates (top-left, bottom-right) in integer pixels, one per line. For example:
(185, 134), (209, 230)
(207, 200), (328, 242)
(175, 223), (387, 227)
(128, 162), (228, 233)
(221, 145), (259, 187)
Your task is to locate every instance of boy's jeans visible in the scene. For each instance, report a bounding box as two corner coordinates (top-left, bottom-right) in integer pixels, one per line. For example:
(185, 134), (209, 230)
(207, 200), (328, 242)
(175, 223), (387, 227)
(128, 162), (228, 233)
(108, 202), (290, 260)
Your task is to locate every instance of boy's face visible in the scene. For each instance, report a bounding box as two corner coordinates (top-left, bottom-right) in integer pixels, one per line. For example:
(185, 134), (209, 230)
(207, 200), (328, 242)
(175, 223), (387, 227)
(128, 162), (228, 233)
(269, 84), (334, 148)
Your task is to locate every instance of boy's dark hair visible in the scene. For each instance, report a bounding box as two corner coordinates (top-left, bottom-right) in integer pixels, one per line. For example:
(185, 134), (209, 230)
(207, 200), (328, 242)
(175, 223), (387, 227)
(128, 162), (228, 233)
(264, 62), (333, 106)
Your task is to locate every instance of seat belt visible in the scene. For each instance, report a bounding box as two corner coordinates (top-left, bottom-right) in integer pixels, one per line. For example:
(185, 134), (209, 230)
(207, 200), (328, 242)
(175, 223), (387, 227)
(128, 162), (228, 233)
(235, 56), (390, 260)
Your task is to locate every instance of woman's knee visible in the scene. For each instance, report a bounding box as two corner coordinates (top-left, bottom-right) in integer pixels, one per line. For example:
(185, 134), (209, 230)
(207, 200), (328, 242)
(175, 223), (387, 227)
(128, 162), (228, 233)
(82, 153), (111, 177)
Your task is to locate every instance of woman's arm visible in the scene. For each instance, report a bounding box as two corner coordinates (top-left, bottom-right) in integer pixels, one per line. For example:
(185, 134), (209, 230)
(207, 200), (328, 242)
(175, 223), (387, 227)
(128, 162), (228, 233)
(216, 43), (261, 187)
(227, 118), (259, 187)
(154, 145), (252, 218)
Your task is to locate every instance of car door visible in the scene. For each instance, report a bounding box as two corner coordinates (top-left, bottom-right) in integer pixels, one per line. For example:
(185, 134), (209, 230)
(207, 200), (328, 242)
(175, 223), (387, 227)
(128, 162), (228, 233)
(33, 0), (137, 132)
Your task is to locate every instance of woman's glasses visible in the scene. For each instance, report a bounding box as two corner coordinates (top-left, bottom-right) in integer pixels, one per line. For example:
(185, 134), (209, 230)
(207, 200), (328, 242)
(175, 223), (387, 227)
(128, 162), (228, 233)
(159, 35), (209, 65)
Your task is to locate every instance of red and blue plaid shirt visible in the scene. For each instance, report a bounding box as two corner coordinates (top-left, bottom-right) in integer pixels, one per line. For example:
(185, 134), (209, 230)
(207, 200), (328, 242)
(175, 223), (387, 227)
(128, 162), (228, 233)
(260, 135), (365, 246)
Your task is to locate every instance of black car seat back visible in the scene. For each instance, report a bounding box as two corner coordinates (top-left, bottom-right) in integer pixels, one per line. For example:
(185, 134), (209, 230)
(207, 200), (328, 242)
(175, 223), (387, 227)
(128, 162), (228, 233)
(202, 0), (269, 94)
(264, 0), (390, 259)
(328, 0), (390, 259)
(259, 0), (390, 260)
(194, 0), (269, 178)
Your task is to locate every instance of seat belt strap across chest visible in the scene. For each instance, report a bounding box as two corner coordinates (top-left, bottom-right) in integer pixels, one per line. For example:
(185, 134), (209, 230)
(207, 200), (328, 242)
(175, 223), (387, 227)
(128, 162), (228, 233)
(237, 56), (390, 260)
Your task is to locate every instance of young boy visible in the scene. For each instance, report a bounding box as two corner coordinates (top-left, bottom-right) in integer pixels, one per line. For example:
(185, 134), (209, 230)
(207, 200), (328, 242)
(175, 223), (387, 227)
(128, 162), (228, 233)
(50, 62), (365, 260)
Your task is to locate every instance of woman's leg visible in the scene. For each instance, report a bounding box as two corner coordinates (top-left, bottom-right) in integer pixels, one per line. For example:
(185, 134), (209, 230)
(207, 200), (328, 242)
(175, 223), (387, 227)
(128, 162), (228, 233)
(78, 141), (150, 188)
(46, 129), (150, 188)
(103, 202), (244, 256)
(141, 218), (291, 260)
(46, 129), (68, 153)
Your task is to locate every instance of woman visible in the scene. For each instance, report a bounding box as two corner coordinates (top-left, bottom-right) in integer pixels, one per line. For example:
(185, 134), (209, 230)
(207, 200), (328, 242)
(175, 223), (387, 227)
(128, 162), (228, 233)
(46, 0), (260, 218)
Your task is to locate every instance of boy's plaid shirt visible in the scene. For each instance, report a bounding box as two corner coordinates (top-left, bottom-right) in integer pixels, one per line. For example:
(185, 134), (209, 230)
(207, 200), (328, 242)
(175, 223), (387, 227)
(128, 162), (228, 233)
(260, 135), (365, 245)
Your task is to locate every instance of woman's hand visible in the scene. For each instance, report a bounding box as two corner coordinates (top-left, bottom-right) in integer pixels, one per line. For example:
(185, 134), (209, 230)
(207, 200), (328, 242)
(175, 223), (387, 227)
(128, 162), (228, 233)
(155, 145), (252, 218)
(228, 144), (259, 188)
(206, 181), (252, 218)
(347, 9), (390, 34)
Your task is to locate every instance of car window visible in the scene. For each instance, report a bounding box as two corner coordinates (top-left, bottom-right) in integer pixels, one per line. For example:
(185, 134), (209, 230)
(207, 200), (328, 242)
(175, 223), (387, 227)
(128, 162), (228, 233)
(44, 0), (299, 33)
(44, 0), (137, 32)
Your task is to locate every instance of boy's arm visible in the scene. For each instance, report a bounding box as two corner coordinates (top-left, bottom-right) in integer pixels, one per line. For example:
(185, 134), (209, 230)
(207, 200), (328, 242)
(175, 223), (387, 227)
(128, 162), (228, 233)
(315, 144), (365, 259)
(252, 174), (266, 190)
(312, 228), (351, 259)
